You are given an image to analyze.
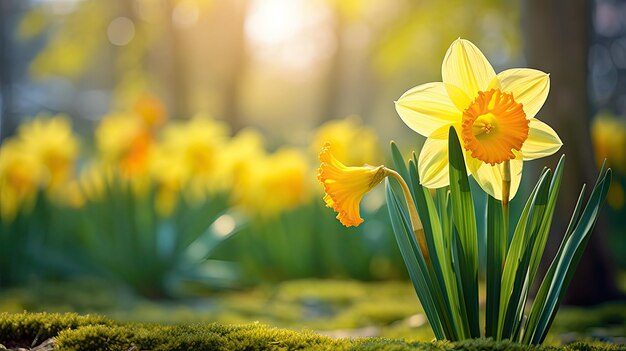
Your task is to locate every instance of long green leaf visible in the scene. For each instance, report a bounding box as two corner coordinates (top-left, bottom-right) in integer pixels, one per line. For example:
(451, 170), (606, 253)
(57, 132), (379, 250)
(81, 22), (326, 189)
(385, 180), (445, 339)
(485, 194), (504, 338)
(408, 156), (463, 339)
(529, 168), (611, 344)
(447, 127), (480, 338)
(497, 168), (550, 339)
(522, 184), (587, 344)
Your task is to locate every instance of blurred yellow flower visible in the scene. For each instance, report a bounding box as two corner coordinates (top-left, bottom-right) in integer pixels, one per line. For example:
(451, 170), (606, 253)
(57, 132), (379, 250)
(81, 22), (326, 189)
(96, 112), (154, 178)
(0, 141), (41, 222)
(312, 116), (381, 166)
(238, 148), (312, 217)
(395, 39), (562, 201)
(592, 112), (626, 174)
(134, 94), (167, 129)
(318, 143), (386, 227)
(155, 115), (230, 205)
(217, 128), (267, 192)
(16, 114), (79, 192)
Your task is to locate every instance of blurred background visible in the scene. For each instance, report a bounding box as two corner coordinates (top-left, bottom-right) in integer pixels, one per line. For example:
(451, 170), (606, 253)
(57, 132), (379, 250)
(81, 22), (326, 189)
(0, 0), (625, 343)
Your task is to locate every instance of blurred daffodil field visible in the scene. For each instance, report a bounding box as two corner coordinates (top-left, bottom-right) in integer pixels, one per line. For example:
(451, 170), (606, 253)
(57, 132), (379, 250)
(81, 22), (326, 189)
(0, 0), (626, 346)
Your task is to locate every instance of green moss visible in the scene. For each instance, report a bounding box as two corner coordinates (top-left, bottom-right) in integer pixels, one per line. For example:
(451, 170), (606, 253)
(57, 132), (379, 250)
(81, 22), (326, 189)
(0, 312), (111, 348)
(0, 312), (623, 351)
(562, 341), (626, 351)
(55, 323), (349, 351)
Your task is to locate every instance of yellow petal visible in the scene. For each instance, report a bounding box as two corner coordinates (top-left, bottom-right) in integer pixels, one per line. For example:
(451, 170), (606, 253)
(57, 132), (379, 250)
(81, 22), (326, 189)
(497, 68), (550, 119)
(469, 151), (523, 201)
(521, 119), (562, 160)
(395, 82), (461, 137)
(418, 132), (450, 188)
(442, 39), (496, 102)
(444, 83), (472, 111)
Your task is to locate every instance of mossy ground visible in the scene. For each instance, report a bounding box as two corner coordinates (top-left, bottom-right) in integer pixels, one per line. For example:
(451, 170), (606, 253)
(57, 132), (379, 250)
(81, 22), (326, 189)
(1, 312), (624, 351)
(0, 279), (624, 349)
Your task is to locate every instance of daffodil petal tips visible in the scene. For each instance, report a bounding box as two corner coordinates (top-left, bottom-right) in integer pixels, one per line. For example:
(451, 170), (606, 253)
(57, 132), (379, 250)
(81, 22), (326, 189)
(318, 143), (386, 227)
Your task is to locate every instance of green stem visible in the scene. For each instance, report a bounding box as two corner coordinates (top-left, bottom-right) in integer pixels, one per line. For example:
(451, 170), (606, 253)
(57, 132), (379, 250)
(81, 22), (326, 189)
(502, 160), (511, 245)
(384, 168), (430, 265)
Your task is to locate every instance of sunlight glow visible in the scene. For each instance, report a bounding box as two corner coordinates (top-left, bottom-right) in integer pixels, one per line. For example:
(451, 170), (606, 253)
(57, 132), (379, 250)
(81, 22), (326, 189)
(245, 0), (336, 70)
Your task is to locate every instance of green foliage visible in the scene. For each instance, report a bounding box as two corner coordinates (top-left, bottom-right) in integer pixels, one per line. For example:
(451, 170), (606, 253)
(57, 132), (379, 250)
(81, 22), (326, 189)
(385, 129), (612, 344)
(213, 202), (405, 282)
(70, 178), (234, 298)
(0, 191), (79, 288)
(0, 312), (622, 351)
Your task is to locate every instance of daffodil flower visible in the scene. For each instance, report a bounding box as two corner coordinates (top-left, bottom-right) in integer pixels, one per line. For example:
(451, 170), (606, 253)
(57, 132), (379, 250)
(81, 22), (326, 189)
(395, 39), (562, 201)
(317, 143), (387, 227)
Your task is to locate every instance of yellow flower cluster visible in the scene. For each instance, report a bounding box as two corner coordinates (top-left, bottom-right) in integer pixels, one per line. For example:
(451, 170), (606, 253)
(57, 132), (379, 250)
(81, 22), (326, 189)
(1, 98), (381, 222)
(0, 115), (80, 221)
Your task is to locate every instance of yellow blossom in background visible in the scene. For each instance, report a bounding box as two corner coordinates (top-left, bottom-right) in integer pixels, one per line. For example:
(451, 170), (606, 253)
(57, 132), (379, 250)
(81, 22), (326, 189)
(216, 128), (267, 193)
(134, 94), (167, 129)
(591, 112), (626, 210)
(0, 141), (41, 222)
(156, 114), (230, 205)
(150, 146), (188, 217)
(591, 112), (626, 175)
(317, 143), (386, 227)
(395, 39), (562, 201)
(312, 116), (381, 166)
(238, 148), (312, 217)
(16, 114), (79, 192)
(95, 112), (154, 179)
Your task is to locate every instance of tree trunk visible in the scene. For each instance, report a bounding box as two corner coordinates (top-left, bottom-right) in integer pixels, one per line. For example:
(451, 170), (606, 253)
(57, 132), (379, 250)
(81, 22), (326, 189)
(524, 0), (622, 305)
(0, 0), (16, 141)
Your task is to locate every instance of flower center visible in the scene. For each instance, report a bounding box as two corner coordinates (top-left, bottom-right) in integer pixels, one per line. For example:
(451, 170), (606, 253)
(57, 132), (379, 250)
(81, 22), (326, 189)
(461, 89), (529, 165)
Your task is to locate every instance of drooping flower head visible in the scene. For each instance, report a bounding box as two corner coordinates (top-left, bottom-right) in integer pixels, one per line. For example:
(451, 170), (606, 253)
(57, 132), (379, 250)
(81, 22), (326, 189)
(395, 39), (562, 200)
(318, 143), (386, 227)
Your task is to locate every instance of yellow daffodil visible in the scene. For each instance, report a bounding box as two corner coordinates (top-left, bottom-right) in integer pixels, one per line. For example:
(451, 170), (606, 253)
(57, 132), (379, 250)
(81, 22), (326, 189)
(311, 116), (381, 166)
(133, 94), (167, 129)
(95, 112), (154, 178)
(591, 112), (626, 174)
(395, 39), (562, 200)
(237, 148), (311, 217)
(0, 140), (41, 221)
(155, 115), (230, 205)
(16, 114), (79, 192)
(318, 143), (387, 227)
